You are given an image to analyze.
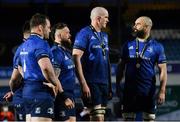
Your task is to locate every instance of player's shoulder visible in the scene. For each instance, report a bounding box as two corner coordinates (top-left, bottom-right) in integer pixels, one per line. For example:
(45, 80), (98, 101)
(28, 34), (46, 44)
(51, 44), (64, 55)
(78, 26), (91, 34)
(150, 38), (164, 47)
(51, 44), (59, 51)
(16, 41), (25, 51)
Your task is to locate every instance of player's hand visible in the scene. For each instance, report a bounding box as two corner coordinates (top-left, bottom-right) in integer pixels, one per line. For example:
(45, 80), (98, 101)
(64, 98), (75, 109)
(3, 91), (13, 102)
(43, 82), (57, 96)
(157, 92), (165, 105)
(82, 83), (91, 98)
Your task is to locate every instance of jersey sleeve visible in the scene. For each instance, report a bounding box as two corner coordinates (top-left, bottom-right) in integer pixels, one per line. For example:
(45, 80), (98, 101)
(157, 43), (167, 64)
(51, 47), (63, 69)
(73, 29), (89, 51)
(34, 41), (51, 61)
(13, 45), (21, 69)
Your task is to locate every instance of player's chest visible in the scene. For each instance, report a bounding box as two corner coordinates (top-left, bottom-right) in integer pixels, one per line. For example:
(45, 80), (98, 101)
(61, 53), (74, 70)
(128, 42), (155, 60)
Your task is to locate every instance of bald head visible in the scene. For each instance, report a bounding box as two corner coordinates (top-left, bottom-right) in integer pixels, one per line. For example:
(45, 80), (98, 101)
(137, 16), (153, 27)
(132, 16), (153, 39)
(90, 7), (108, 20)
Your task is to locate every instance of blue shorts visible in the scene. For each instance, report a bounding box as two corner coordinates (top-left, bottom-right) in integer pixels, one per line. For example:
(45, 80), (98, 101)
(13, 93), (25, 121)
(54, 91), (76, 121)
(87, 83), (108, 107)
(123, 93), (156, 114)
(24, 98), (54, 118)
(13, 98), (25, 121)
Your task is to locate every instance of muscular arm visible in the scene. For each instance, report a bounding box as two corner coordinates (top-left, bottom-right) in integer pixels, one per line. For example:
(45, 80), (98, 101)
(157, 63), (167, 105)
(72, 49), (86, 86)
(18, 65), (23, 77)
(7, 67), (23, 101)
(72, 49), (90, 97)
(54, 68), (61, 77)
(9, 68), (22, 93)
(39, 57), (74, 108)
(38, 57), (63, 93)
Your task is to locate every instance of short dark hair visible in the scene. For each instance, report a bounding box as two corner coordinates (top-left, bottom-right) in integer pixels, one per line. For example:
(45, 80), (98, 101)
(50, 23), (67, 41)
(30, 13), (49, 29)
(22, 20), (30, 34)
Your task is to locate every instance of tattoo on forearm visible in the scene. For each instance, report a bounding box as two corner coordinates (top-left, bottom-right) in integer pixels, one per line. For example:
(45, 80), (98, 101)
(54, 68), (61, 77)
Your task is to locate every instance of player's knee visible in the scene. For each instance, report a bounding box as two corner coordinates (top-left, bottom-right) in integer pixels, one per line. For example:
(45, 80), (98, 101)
(68, 116), (76, 122)
(122, 112), (136, 121)
(90, 106), (106, 121)
(143, 112), (155, 121)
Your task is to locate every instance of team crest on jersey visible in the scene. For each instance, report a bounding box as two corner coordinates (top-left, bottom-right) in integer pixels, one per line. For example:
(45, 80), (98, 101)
(147, 47), (153, 53)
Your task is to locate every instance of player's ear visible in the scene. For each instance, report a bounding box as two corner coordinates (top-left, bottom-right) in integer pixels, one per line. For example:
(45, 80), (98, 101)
(96, 16), (101, 23)
(58, 33), (62, 39)
(39, 25), (44, 32)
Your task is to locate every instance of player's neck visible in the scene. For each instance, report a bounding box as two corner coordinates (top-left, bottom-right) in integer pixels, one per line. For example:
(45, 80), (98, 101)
(137, 35), (150, 42)
(54, 40), (62, 47)
(31, 29), (44, 39)
(55, 40), (67, 50)
(137, 37), (146, 42)
(91, 22), (101, 32)
(23, 33), (30, 40)
(30, 32), (43, 39)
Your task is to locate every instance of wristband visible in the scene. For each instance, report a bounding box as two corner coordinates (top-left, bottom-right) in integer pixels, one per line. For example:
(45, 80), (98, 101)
(58, 91), (68, 101)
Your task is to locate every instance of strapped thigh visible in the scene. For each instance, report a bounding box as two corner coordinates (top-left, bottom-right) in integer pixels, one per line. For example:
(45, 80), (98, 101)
(90, 105), (106, 117)
(122, 112), (136, 121)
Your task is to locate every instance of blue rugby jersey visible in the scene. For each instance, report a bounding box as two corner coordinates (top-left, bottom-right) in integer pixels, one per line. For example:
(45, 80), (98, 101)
(19, 34), (54, 99)
(73, 26), (109, 84)
(51, 43), (76, 91)
(12, 41), (25, 104)
(13, 42), (24, 69)
(121, 38), (167, 96)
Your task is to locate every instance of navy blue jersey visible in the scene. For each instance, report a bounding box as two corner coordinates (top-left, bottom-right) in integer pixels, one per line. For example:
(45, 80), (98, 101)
(51, 43), (76, 91)
(121, 38), (166, 96)
(19, 34), (54, 99)
(12, 42), (24, 104)
(13, 42), (24, 69)
(73, 26), (109, 84)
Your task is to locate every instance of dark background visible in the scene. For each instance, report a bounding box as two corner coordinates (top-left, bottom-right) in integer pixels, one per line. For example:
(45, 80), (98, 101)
(0, 0), (180, 66)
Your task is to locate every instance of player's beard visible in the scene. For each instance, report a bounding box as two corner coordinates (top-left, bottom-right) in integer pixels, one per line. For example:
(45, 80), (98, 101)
(132, 28), (146, 39)
(61, 39), (72, 50)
